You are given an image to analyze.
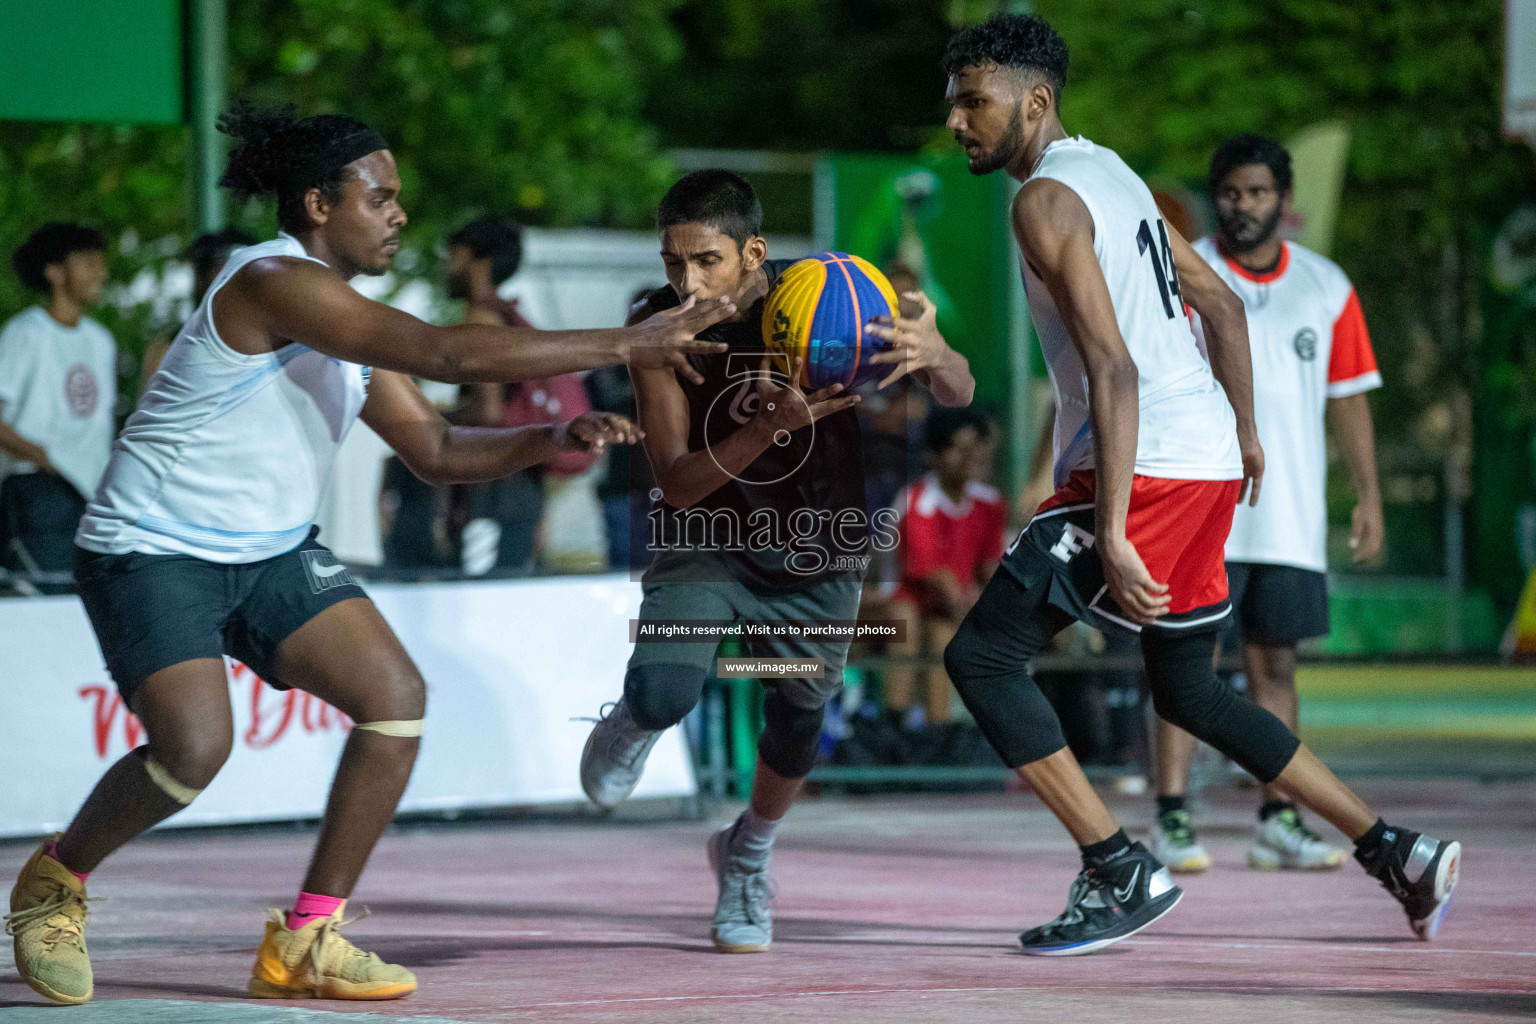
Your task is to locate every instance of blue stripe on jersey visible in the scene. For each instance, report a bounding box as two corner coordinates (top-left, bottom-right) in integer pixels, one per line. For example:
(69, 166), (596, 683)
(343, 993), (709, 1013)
(1054, 420), (1094, 488)
(210, 344), (316, 419)
(132, 513), (312, 553)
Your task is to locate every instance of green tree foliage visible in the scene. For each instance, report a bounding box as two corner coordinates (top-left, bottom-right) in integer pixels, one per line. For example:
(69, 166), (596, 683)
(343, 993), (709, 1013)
(1037, 0), (1534, 587)
(0, 0), (685, 359)
(640, 0), (955, 152)
(227, 0), (682, 236)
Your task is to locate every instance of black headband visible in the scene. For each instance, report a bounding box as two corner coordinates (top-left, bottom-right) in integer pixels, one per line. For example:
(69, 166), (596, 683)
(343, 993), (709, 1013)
(281, 127), (390, 193)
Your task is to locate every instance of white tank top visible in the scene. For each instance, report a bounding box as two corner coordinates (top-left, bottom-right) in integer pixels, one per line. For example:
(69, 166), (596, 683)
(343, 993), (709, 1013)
(76, 233), (371, 563)
(1021, 136), (1241, 486)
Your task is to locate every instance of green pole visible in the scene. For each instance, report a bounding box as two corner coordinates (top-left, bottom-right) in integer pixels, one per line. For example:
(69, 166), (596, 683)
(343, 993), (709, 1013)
(1005, 0), (1037, 505)
(188, 0), (227, 234)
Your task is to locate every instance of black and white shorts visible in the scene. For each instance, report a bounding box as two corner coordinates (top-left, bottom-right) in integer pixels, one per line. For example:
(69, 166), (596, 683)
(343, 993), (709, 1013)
(1225, 560), (1329, 646)
(74, 526), (367, 705)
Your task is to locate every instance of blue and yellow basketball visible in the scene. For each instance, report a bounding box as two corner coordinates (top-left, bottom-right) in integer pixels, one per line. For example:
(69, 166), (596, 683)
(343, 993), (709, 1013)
(763, 252), (900, 391)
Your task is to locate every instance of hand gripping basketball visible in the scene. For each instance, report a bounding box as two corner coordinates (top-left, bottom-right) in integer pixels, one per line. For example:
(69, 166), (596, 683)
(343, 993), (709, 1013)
(865, 290), (949, 389)
(752, 354), (861, 444)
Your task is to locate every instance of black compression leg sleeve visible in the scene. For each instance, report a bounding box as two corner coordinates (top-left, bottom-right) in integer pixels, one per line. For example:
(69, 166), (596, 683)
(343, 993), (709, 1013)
(623, 662), (709, 730)
(942, 569), (1075, 768)
(1140, 629), (1300, 784)
(757, 689), (825, 779)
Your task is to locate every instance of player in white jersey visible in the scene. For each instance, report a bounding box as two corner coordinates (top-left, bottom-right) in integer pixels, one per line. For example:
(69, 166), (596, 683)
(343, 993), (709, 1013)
(4, 103), (734, 1007)
(1150, 136), (1386, 876)
(936, 13), (1457, 956)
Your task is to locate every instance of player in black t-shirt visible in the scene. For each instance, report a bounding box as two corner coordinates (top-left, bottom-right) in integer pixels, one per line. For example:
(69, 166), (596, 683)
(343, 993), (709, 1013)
(579, 169), (974, 953)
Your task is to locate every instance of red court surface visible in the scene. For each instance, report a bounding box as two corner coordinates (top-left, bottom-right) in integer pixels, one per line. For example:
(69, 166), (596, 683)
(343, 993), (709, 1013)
(2, 778), (1532, 1023)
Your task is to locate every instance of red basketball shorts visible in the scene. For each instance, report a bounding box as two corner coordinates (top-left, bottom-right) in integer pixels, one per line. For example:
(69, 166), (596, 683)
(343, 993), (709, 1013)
(1002, 470), (1241, 633)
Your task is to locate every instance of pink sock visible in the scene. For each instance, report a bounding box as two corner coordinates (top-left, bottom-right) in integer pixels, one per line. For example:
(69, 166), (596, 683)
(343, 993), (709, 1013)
(47, 841), (90, 883)
(286, 891), (345, 931)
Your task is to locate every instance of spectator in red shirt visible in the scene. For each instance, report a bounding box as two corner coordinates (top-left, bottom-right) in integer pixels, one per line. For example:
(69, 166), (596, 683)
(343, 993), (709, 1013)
(884, 407), (1006, 727)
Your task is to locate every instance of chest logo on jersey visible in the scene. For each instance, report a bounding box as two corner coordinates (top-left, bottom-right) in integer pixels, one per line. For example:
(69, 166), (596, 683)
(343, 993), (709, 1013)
(1293, 328), (1318, 362)
(64, 363), (99, 419)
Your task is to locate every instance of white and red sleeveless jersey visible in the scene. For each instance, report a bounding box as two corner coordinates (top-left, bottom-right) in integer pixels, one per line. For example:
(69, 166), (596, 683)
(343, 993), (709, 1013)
(1021, 136), (1242, 488)
(1191, 237), (1380, 572)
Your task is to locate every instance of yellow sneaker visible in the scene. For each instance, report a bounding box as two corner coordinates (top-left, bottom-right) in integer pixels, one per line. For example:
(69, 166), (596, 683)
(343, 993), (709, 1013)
(4, 835), (94, 1005)
(248, 903), (416, 1000)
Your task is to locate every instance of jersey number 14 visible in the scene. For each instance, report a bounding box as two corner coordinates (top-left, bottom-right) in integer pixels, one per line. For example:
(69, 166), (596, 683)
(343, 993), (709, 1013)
(1136, 218), (1181, 319)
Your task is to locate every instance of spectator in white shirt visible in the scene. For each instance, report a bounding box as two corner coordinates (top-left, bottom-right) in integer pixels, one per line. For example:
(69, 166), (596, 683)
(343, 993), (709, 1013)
(0, 223), (117, 574)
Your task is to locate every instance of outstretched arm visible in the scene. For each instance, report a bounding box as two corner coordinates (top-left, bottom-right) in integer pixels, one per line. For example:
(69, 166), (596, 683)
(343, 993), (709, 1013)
(362, 369), (639, 485)
(224, 257), (733, 384)
(1166, 224), (1264, 505)
(1013, 178), (1168, 623)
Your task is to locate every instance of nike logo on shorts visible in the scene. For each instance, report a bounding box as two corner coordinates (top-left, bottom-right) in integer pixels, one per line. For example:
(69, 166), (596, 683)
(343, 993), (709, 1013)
(301, 549), (357, 593)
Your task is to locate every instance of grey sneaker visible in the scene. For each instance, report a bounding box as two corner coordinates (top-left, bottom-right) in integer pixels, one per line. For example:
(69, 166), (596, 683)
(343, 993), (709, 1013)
(1248, 807), (1346, 871)
(706, 824), (773, 953)
(579, 699), (661, 809)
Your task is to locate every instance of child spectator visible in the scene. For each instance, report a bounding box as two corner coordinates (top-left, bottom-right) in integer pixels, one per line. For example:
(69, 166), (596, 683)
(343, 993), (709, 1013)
(884, 407), (1005, 727)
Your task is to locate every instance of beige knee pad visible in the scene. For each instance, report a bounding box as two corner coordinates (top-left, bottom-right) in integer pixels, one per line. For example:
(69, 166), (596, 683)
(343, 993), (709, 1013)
(353, 719), (424, 738)
(142, 754), (205, 805)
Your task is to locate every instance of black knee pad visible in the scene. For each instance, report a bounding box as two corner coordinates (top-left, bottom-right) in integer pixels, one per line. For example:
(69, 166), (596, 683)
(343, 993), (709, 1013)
(1141, 629), (1300, 783)
(941, 586), (1069, 769)
(623, 662), (708, 730)
(757, 690), (825, 779)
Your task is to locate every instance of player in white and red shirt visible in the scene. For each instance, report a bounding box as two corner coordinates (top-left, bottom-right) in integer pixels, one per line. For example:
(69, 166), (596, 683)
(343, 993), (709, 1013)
(885, 408), (1007, 727)
(1151, 135), (1386, 877)
(939, 12), (1457, 955)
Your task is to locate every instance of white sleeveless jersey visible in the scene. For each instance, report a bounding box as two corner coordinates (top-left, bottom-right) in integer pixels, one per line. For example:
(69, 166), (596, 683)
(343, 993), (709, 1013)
(1021, 137), (1241, 486)
(76, 233), (371, 563)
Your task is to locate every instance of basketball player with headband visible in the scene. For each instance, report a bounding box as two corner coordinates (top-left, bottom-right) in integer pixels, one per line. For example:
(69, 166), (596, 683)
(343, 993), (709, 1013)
(578, 169), (973, 954)
(4, 103), (733, 1006)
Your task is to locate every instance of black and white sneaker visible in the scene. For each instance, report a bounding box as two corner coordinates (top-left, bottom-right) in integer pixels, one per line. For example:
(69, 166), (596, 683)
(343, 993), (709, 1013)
(1018, 842), (1183, 956)
(1357, 825), (1461, 940)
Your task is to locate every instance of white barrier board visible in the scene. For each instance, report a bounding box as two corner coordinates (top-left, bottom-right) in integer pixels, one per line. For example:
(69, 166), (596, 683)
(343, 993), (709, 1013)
(0, 575), (691, 839)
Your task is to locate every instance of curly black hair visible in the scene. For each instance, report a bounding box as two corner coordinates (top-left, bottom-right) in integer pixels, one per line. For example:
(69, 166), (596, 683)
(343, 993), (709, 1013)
(942, 13), (1069, 100)
(12, 222), (106, 294)
(217, 101), (384, 232)
(1208, 134), (1294, 196)
(448, 215), (525, 286)
(657, 169), (762, 250)
(923, 406), (993, 454)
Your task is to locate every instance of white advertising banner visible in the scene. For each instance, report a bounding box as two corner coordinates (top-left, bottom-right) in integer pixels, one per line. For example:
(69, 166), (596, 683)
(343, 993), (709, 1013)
(0, 575), (693, 839)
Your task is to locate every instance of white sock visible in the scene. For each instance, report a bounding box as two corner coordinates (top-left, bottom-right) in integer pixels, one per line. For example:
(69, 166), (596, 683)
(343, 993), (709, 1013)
(728, 806), (781, 871)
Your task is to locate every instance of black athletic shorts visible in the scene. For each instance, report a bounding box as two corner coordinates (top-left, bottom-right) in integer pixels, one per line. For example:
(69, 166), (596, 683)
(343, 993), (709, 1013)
(1225, 561), (1329, 646)
(74, 526), (367, 704)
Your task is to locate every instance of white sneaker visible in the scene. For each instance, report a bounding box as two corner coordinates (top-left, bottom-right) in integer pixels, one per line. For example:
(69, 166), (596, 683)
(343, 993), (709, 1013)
(1247, 807), (1346, 871)
(706, 824), (773, 953)
(579, 699), (661, 809)
(1150, 809), (1211, 874)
